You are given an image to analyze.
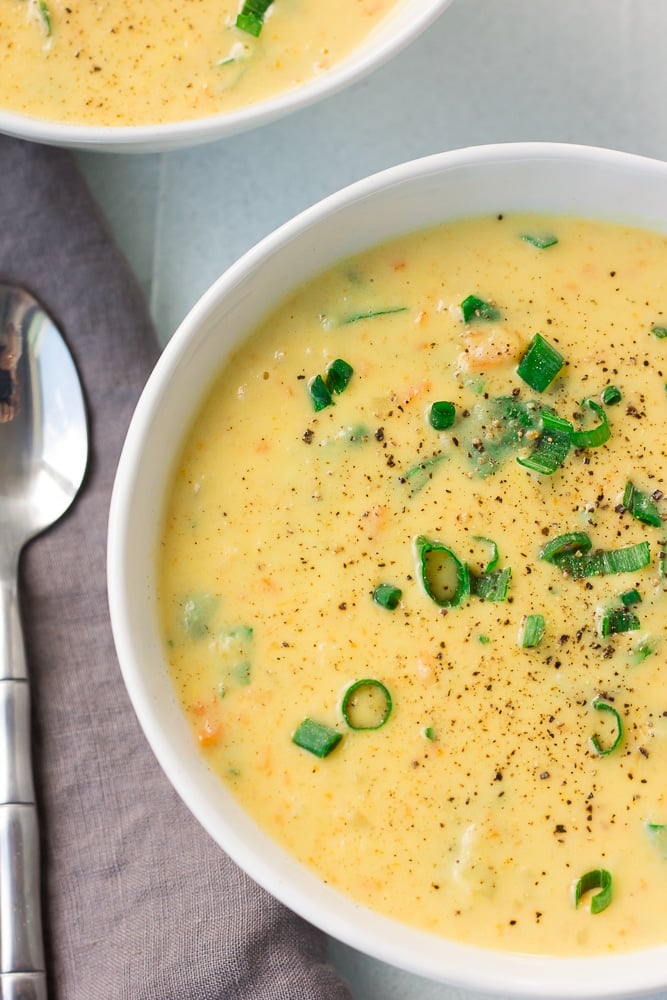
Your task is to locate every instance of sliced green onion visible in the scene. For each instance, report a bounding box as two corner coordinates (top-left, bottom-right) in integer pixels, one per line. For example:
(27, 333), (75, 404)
(341, 679), (392, 731)
(646, 821), (667, 858)
(236, 0), (273, 36)
(325, 358), (354, 395)
(308, 374), (333, 411)
(424, 726), (437, 741)
(590, 698), (623, 756)
(472, 536), (500, 572)
(516, 426), (570, 474)
(460, 294), (501, 322)
(540, 535), (650, 579)
(599, 605), (640, 638)
(619, 588), (642, 606)
(38, 0), (52, 35)
(415, 536), (470, 608)
(429, 400), (456, 430)
(600, 385), (622, 406)
(339, 307), (408, 325)
(539, 532), (592, 562)
(570, 399), (611, 448)
(470, 567), (511, 602)
(517, 333), (564, 392)
(372, 583), (402, 610)
(292, 718), (342, 758)
(401, 453), (447, 495)
(574, 868), (612, 914)
(541, 409), (573, 435)
(623, 481), (662, 527)
(659, 540), (667, 579)
(651, 324), (667, 339)
(632, 637), (655, 664)
(520, 613), (545, 648)
(520, 232), (558, 249)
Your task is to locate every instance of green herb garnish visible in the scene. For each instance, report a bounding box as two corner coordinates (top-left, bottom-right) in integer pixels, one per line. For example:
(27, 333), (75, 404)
(590, 698), (623, 756)
(460, 294), (501, 322)
(292, 718), (342, 758)
(341, 679), (393, 731)
(236, 0), (273, 36)
(429, 400), (456, 430)
(517, 333), (564, 392)
(372, 583), (402, 610)
(623, 481), (662, 528)
(574, 868), (612, 914)
(520, 233), (558, 249)
(520, 613), (545, 648)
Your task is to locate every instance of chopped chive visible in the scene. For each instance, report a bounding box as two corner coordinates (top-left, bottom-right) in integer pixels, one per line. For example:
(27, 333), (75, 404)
(470, 566), (511, 602)
(324, 358), (353, 395)
(429, 400), (456, 430)
(460, 294), (501, 322)
(623, 481), (662, 527)
(520, 613), (545, 648)
(570, 399), (611, 449)
(541, 409), (573, 435)
(339, 307), (408, 325)
(659, 540), (667, 578)
(651, 324), (667, 339)
(590, 697), (623, 756)
(632, 637), (655, 664)
(574, 868), (612, 914)
(516, 333), (564, 392)
(236, 0), (273, 36)
(619, 588), (642, 606)
(341, 679), (392, 731)
(520, 232), (558, 249)
(472, 536), (500, 572)
(292, 718), (342, 758)
(539, 534), (650, 579)
(372, 583), (402, 610)
(600, 385), (622, 406)
(236, 11), (263, 35)
(424, 726), (437, 741)
(308, 373), (333, 411)
(38, 0), (52, 35)
(415, 536), (470, 608)
(478, 634), (490, 644)
(598, 605), (640, 638)
(539, 532), (592, 562)
(516, 426), (570, 474)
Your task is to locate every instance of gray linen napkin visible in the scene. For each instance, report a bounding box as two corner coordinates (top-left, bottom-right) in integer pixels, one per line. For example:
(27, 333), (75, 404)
(0, 135), (353, 1000)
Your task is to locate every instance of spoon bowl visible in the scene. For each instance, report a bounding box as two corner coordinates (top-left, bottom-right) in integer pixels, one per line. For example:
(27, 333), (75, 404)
(0, 283), (88, 999)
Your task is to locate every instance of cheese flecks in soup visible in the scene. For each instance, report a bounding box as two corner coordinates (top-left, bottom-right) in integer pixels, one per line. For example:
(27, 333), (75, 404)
(158, 214), (667, 956)
(0, 0), (399, 126)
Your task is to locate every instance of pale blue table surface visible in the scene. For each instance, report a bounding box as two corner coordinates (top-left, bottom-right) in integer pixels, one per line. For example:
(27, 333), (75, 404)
(75, 0), (667, 995)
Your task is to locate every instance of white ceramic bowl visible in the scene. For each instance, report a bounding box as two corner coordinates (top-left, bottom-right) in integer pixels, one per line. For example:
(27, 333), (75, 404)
(0, 0), (451, 153)
(108, 142), (667, 997)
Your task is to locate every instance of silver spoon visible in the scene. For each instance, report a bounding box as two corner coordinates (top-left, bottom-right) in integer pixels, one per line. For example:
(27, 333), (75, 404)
(0, 284), (88, 1000)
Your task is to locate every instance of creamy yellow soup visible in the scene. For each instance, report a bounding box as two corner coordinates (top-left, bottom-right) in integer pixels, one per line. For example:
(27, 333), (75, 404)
(158, 214), (667, 956)
(0, 0), (400, 126)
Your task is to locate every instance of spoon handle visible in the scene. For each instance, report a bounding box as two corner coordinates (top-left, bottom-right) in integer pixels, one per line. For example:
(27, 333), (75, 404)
(0, 580), (47, 998)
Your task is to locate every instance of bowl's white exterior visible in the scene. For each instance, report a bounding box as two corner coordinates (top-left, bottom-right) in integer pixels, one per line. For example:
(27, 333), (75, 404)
(108, 143), (667, 997)
(0, 0), (450, 153)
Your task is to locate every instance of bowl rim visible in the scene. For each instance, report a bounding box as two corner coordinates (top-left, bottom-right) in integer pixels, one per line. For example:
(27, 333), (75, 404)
(0, 0), (451, 152)
(108, 141), (667, 998)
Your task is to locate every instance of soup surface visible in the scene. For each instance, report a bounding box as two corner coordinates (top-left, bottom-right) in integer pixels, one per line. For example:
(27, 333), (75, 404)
(0, 0), (399, 126)
(158, 213), (667, 956)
